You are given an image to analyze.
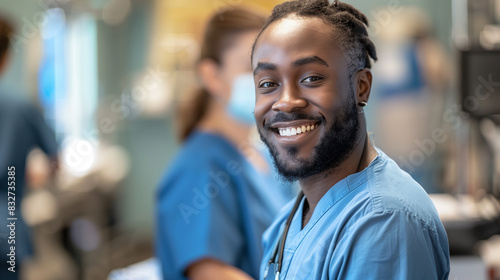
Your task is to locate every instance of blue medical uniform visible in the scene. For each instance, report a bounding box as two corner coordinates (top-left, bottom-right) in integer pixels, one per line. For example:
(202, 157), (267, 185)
(0, 90), (58, 280)
(261, 149), (450, 280)
(155, 131), (293, 279)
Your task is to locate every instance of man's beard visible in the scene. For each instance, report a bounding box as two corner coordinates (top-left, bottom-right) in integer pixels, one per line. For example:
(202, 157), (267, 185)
(258, 87), (360, 182)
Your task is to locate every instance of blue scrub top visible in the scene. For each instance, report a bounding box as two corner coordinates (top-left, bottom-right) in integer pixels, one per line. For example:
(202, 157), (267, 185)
(261, 149), (450, 280)
(155, 131), (294, 279)
(0, 90), (58, 280)
(0, 91), (58, 259)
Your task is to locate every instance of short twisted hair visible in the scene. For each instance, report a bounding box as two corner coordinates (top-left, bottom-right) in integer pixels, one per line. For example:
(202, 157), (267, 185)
(252, 0), (377, 75)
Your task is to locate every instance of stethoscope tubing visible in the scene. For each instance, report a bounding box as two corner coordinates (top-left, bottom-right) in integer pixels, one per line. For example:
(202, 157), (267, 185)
(264, 191), (305, 280)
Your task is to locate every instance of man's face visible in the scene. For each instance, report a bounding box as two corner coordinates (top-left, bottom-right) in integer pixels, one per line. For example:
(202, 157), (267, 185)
(252, 16), (360, 181)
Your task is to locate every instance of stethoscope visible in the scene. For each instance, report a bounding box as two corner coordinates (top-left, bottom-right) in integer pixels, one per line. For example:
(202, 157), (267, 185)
(263, 191), (305, 280)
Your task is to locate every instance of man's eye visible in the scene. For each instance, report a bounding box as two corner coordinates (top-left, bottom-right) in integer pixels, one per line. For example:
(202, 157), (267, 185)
(301, 76), (323, 83)
(259, 81), (277, 88)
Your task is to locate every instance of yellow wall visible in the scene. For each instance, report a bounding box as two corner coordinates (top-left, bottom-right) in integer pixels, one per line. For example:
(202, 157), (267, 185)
(148, 0), (283, 68)
(156, 0), (282, 33)
(147, 0), (284, 105)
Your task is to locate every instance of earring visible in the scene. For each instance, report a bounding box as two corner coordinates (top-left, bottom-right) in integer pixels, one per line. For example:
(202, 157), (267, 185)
(358, 101), (367, 107)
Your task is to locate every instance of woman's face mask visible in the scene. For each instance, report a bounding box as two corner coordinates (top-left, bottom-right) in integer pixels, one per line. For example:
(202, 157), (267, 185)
(226, 73), (256, 125)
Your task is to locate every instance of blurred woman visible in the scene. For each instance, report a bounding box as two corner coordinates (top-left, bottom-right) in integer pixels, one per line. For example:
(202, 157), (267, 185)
(155, 8), (293, 280)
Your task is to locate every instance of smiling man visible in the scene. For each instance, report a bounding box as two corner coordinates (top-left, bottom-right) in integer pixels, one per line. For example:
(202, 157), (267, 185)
(251, 1), (450, 279)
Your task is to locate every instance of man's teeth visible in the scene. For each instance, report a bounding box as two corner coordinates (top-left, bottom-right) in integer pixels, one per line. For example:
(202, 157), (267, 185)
(278, 124), (318, 136)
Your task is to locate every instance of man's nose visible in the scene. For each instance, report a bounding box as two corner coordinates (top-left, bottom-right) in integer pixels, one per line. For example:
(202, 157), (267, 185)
(271, 84), (307, 112)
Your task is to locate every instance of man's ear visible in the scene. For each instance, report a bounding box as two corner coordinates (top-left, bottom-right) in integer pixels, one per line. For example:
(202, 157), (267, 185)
(198, 58), (225, 99)
(353, 68), (372, 105)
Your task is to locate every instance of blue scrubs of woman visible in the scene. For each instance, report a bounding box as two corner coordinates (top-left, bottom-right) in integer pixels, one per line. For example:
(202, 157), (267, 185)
(155, 8), (294, 280)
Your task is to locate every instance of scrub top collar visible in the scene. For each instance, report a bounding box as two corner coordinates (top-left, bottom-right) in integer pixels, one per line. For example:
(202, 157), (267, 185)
(284, 149), (383, 253)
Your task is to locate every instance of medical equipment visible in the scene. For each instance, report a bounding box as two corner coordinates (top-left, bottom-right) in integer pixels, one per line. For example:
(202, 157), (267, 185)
(264, 191), (304, 280)
(460, 50), (500, 117)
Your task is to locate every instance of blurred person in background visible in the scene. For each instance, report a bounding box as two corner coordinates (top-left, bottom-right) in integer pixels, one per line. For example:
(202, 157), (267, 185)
(0, 15), (58, 280)
(369, 7), (452, 193)
(155, 7), (293, 280)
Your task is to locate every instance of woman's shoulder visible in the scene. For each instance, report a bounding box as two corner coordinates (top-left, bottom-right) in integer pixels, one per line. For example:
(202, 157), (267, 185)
(158, 131), (244, 189)
(178, 131), (241, 164)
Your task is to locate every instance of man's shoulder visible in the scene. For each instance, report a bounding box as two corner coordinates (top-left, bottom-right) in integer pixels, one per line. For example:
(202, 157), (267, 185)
(364, 150), (441, 228)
